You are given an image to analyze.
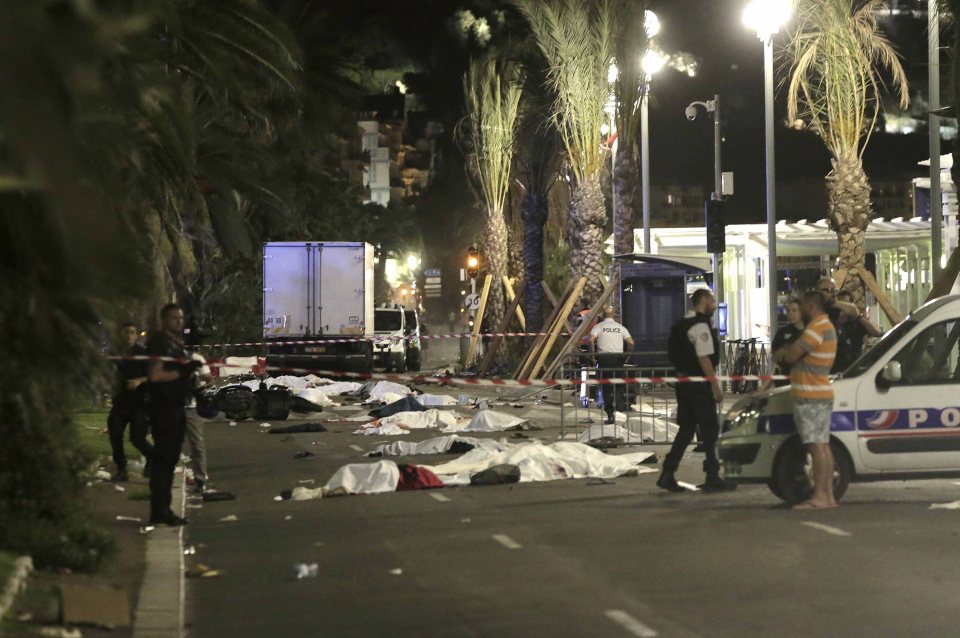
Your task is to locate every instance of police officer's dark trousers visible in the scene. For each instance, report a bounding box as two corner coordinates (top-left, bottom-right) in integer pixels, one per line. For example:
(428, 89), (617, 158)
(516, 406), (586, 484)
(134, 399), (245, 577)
(148, 401), (187, 520)
(663, 383), (721, 476)
(107, 395), (153, 472)
(597, 353), (626, 418)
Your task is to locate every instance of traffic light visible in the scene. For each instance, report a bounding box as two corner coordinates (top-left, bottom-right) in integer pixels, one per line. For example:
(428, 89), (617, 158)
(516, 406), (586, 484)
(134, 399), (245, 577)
(466, 246), (480, 278)
(705, 198), (726, 254)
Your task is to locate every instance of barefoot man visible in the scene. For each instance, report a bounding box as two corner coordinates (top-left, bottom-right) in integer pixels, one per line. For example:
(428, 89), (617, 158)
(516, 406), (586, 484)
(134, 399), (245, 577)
(773, 289), (838, 510)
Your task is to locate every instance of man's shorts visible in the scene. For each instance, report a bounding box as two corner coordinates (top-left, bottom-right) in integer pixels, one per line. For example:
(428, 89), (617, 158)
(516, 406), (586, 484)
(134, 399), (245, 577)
(793, 398), (833, 444)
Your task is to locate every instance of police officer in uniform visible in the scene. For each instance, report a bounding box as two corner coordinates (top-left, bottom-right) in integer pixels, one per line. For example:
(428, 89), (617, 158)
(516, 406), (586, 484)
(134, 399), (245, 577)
(590, 306), (635, 424)
(658, 289), (735, 492)
(107, 322), (153, 482)
(145, 303), (200, 526)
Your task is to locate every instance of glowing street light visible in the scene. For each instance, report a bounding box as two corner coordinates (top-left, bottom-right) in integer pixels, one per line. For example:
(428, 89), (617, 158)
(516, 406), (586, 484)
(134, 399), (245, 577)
(742, 0), (792, 40)
(639, 25), (663, 254)
(644, 10), (661, 38)
(743, 0), (791, 333)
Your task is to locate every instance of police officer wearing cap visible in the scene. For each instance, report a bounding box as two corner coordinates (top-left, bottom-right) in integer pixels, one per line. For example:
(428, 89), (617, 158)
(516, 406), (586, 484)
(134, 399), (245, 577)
(590, 306), (635, 424)
(658, 288), (735, 493)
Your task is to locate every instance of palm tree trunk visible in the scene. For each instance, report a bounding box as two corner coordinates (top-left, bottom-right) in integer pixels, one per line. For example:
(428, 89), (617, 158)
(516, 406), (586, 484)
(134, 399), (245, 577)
(612, 142), (639, 314)
(483, 208), (509, 328)
(569, 175), (607, 307)
(522, 189), (548, 333)
(827, 149), (872, 304)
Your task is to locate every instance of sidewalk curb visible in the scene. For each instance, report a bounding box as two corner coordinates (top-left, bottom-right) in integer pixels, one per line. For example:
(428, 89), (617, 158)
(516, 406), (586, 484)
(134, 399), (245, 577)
(0, 556), (33, 621)
(132, 471), (186, 638)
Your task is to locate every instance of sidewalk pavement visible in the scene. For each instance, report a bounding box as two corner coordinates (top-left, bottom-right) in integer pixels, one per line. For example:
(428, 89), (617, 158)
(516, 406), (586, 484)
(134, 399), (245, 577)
(132, 473), (185, 638)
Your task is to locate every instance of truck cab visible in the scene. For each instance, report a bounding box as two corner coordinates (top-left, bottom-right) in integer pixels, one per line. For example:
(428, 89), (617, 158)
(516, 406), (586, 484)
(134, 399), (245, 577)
(374, 305), (408, 372)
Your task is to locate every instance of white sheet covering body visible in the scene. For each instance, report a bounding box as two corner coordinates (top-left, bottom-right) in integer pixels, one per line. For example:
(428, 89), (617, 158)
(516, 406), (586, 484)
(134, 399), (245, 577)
(367, 380), (412, 402)
(368, 435), (510, 457)
(442, 409), (526, 433)
(423, 442), (655, 485)
(325, 460), (400, 494)
(417, 393), (458, 406)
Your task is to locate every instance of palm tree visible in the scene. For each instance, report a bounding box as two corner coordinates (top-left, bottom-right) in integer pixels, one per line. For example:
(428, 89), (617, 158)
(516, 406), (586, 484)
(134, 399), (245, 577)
(459, 58), (524, 327)
(610, 1), (650, 309)
(784, 0), (909, 300)
(514, 0), (615, 307)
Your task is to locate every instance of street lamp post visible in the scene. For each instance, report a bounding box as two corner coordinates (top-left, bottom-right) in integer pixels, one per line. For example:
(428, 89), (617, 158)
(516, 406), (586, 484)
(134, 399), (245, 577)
(686, 95), (724, 304)
(641, 49), (665, 254)
(744, 0), (791, 335)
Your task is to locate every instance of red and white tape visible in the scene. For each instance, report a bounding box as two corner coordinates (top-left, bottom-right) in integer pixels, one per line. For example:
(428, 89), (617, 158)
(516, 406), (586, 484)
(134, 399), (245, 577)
(189, 331), (572, 350)
(108, 355), (786, 387)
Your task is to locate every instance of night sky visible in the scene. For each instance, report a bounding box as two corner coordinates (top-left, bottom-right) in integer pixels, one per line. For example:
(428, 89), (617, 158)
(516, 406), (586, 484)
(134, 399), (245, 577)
(318, 0), (945, 225)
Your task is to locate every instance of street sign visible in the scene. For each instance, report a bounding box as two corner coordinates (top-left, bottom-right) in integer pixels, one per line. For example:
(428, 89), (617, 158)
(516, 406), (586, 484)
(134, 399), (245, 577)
(425, 276), (441, 285)
(424, 268), (441, 277)
(463, 293), (481, 311)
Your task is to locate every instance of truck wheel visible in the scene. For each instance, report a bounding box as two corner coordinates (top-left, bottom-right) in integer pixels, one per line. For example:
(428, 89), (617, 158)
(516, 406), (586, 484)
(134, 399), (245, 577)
(407, 348), (421, 372)
(771, 438), (852, 504)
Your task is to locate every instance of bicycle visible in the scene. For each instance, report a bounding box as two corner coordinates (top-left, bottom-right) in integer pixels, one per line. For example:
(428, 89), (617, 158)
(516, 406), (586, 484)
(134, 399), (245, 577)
(728, 338), (762, 394)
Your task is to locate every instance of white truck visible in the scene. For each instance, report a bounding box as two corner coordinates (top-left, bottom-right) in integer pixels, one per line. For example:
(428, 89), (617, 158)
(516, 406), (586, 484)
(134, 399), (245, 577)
(263, 242), (374, 372)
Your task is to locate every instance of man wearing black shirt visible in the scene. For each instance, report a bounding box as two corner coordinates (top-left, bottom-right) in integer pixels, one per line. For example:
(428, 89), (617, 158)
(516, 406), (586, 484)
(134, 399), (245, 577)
(107, 322), (153, 481)
(145, 303), (199, 526)
(816, 277), (882, 373)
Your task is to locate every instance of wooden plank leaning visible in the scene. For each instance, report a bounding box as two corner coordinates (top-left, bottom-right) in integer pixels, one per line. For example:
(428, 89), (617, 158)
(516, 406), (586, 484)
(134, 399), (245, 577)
(503, 276), (526, 330)
(477, 281), (525, 375)
(543, 282), (576, 335)
(465, 274), (493, 366)
(542, 275), (616, 379)
(513, 279), (575, 379)
(528, 277), (587, 380)
(925, 247), (960, 303)
(861, 270), (904, 325)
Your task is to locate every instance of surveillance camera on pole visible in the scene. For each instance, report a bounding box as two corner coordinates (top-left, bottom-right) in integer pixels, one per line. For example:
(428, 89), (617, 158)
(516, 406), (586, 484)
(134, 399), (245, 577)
(686, 95), (726, 306)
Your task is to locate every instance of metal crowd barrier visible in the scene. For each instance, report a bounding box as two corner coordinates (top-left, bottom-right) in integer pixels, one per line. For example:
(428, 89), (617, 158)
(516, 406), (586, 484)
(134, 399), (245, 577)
(556, 353), (679, 446)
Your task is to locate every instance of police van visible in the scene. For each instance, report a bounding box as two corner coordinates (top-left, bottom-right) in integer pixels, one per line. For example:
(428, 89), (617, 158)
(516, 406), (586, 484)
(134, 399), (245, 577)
(718, 294), (960, 503)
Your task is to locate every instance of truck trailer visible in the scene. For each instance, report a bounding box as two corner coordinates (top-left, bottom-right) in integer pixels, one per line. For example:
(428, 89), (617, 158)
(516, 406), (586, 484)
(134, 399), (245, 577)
(263, 241), (374, 373)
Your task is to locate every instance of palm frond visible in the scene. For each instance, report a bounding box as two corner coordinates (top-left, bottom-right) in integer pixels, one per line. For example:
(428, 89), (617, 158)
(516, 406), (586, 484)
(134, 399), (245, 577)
(514, 0), (614, 184)
(784, 0), (909, 158)
(460, 57), (524, 216)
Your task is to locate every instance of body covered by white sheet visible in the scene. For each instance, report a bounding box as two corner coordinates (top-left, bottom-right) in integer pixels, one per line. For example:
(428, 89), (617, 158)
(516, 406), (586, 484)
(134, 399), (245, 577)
(376, 409), (463, 430)
(417, 393), (458, 407)
(423, 441), (655, 485)
(314, 380), (364, 395)
(367, 380), (412, 402)
(353, 423), (410, 436)
(442, 409), (526, 433)
(323, 459), (400, 495)
(368, 435), (510, 457)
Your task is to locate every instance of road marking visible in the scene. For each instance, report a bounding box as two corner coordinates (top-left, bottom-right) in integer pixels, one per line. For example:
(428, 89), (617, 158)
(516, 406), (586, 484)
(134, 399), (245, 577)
(801, 521), (851, 537)
(349, 444), (363, 452)
(677, 481), (700, 491)
(492, 534), (522, 550)
(429, 492), (451, 502)
(605, 610), (658, 637)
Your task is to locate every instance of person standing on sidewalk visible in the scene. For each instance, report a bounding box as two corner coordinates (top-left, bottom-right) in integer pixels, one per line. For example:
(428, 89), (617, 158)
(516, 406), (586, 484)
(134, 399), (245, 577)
(145, 303), (199, 526)
(589, 306), (635, 425)
(658, 289), (735, 493)
(773, 290), (838, 510)
(107, 322), (153, 482)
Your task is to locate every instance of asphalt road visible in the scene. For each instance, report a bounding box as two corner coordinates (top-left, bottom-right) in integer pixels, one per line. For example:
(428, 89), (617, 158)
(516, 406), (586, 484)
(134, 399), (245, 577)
(181, 379), (960, 638)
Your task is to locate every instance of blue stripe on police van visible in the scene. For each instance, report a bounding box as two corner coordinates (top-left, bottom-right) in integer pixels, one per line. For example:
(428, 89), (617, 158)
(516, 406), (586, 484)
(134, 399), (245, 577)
(760, 407), (960, 436)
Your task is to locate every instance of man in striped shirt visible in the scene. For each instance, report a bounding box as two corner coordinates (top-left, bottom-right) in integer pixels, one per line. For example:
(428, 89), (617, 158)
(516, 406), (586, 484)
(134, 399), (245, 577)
(773, 290), (838, 510)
